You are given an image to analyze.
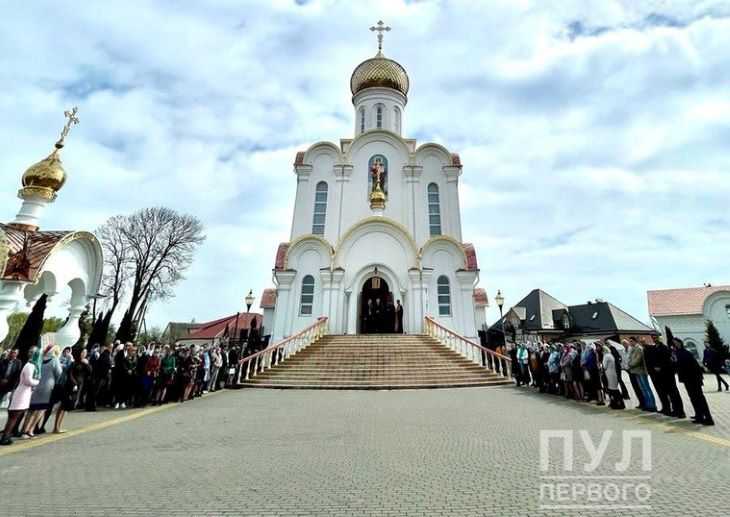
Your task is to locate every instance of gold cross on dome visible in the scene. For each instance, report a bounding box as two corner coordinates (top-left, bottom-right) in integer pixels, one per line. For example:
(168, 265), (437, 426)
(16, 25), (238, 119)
(56, 106), (80, 148)
(370, 20), (391, 54)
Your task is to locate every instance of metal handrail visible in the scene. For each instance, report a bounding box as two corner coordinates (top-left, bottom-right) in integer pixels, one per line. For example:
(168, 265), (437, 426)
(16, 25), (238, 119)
(236, 317), (328, 383)
(424, 316), (512, 378)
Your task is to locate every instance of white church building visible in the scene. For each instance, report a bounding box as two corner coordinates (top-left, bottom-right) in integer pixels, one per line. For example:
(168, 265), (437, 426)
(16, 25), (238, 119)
(263, 23), (487, 342)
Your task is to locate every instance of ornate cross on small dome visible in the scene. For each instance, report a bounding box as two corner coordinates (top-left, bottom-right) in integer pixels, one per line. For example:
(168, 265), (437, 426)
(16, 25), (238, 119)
(55, 106), (80, 149)
(370, 20), (391, 55)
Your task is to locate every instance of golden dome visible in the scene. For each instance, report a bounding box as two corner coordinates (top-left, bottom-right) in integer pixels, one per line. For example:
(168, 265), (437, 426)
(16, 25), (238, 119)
(21, 150), (66, 198)
(350, 53), (409, 98)
(18, 107), (78, 201)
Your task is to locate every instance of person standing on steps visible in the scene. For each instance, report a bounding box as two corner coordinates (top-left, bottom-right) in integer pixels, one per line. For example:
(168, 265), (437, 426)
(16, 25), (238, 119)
(374, 298), (383, 334)
(395, 300), (404, 334)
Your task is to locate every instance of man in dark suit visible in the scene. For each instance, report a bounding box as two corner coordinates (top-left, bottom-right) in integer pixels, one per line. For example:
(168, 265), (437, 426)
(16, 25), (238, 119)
(673, 338), (713, 426)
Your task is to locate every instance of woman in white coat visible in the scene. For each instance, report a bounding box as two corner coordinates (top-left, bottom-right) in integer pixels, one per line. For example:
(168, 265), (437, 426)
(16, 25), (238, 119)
(0, 348), (41, 446)
(602, 344), (624, 410)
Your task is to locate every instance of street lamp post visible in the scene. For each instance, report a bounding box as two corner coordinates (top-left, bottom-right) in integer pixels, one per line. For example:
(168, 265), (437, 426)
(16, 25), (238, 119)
(495, 290), (505, 372)
(245, 290), (255, 313)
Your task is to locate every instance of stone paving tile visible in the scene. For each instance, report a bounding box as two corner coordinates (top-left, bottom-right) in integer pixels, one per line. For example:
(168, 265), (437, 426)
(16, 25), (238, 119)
(0, 386), (729, 517)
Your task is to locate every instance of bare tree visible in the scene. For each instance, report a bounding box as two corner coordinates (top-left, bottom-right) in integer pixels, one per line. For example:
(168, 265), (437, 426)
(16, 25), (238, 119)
(121, 207), (206, 333)
(96, 215), (131, 318)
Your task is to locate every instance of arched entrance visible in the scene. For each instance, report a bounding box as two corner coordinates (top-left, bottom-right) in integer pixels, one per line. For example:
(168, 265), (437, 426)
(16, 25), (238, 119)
(359, 276), (395, 334)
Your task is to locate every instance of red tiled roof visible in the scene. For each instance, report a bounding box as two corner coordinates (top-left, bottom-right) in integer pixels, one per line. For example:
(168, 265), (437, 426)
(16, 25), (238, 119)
(451, 153), (462, 167)
(260, 288), (277, 309)
(647, 285), (730, 316)
(274, 242), (289, 271)
(1, 223), (73, 281)
(462, 243), (478, 271)
(186, 312), (262, 340)
(294, 151), (306, 166)
(473, 288), (488, 306)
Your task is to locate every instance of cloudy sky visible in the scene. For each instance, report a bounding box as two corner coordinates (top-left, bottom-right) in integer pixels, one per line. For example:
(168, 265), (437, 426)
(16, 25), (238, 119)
(2, 0), (729, 330)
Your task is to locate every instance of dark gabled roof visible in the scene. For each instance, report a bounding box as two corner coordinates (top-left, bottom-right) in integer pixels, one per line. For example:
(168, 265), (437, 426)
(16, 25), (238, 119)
(567, 301), (656, 335)
(490, 289), (568, 331)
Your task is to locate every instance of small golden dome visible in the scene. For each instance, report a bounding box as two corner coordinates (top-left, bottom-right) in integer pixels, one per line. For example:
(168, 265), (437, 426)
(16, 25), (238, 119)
(350, 53), (410, 98)
(22, 150), (66, 194)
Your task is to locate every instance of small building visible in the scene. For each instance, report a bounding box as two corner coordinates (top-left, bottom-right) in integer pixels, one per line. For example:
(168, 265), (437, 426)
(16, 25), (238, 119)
(161, 321), (204, 343)
(175, 312), (263, 348)
(647, 285), (730, 358)
(488, 289), (657, 345)
(0, 109), (103, 348)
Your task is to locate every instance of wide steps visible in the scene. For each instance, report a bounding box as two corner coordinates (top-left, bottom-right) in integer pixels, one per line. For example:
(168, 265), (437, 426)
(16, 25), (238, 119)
(239, 333), (510, 390)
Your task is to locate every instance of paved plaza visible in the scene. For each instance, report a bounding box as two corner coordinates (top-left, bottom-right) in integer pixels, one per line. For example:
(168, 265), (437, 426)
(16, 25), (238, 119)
(1, 383), (730, 517)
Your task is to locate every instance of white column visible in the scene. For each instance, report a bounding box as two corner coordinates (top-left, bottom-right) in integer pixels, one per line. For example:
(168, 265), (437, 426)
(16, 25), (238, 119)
(0, 282), (24, 344)
(331, 268), (345, 334)
(443, 165), (463, 241)
(408, 268), (433, 334)
(55, 299), (88, 347)
(272, 271), (296, 341)
(403, 165), (422, 243)
(456, 270), (478, 339)
(290, 164), (312, 240)
(334, 164), (353, 242)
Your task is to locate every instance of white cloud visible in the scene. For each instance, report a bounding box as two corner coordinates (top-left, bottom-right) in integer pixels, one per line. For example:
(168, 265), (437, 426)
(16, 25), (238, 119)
(1, 0), (729, 330)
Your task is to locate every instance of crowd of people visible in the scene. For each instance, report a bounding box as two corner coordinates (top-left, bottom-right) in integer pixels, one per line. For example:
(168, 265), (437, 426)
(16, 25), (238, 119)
(0, 337), (259, 446)
(504, 335), (717, 426)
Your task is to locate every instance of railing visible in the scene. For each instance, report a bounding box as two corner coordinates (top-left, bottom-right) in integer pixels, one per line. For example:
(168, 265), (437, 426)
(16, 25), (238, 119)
(236, 317), (328, 383)
(424, 316), (512, 379)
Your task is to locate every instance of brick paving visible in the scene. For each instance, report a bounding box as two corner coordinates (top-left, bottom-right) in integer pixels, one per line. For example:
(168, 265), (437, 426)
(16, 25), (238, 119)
(0, 384), (729, 517)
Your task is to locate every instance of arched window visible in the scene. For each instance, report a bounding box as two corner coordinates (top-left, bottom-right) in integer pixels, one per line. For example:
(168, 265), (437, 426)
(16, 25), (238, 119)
(312, 181), (327, 235)
(428, 183), (441, 236)
(437, 276), (451, 316)
(393, 106), (401, 133)
(359, 107), (366, 134)
(376, 104), (383, 129)
(299, 275), (315, 316)
(367, 155), (388, 198)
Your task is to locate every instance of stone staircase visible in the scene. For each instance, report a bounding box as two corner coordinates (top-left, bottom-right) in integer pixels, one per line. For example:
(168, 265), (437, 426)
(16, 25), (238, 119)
(239, 334), (511, 390)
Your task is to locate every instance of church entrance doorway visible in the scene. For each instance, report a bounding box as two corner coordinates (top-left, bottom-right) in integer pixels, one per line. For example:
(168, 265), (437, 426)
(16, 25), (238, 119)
(359, 277), (395, 334)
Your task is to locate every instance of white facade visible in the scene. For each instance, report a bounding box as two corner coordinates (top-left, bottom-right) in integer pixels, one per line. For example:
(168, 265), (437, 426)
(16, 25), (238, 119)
(650, 288), (730, 358)
(267, 44), (484, 342)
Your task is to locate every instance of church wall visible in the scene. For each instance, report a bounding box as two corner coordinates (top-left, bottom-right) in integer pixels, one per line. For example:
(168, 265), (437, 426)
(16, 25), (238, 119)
(282, 245), (330, 338)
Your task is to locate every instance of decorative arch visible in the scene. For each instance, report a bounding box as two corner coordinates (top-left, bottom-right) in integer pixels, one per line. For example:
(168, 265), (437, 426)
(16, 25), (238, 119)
(703, 290), (730, 317)
(415, 142), (452, 164)
(38, 232), (103, 298)
(420, 235), (468, 269)
(302, 141), (342, 166)
(347, 130), (412, 162)
(335, 216), (418, 266)
(284, 234), (334, 270)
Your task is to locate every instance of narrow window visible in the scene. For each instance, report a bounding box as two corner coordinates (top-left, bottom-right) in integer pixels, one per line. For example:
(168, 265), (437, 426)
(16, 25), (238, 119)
(376, 105), (383, 128)
(312, 181), (328, 235)
(437, 276), (451, 316)
(300, 275), (315, 316)
(359, 107), (366, 134)
(393, 106), (401, 133)
(428, 183), (441, 236)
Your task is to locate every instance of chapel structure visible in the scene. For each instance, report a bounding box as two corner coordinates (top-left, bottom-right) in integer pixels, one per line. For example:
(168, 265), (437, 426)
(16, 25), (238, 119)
(0, 108), (103, 347)
(262, 22), (487, 342)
